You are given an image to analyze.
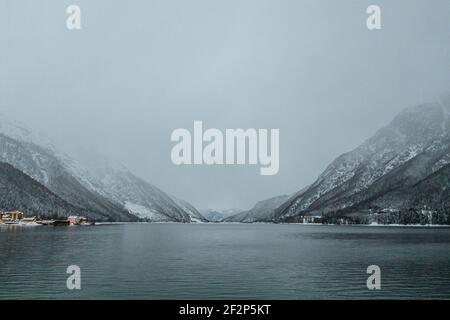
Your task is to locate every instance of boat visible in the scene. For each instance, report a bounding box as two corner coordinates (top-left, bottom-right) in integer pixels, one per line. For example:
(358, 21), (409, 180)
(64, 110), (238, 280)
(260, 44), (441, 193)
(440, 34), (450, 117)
(79, 220), (95, 226)
(19, 217), (41, 226)
(36, 220), (54, 226)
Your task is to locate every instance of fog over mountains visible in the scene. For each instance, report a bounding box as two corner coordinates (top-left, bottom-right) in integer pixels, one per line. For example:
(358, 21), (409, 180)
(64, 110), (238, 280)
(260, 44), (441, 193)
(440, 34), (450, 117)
(227, 97), (450, 222)
(1, 96), (449, 223)
(0, 119), (206, 222)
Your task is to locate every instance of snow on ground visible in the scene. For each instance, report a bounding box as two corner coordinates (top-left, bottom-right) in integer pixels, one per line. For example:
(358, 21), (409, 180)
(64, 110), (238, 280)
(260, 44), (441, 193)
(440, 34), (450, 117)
(124, 201), (165, 220)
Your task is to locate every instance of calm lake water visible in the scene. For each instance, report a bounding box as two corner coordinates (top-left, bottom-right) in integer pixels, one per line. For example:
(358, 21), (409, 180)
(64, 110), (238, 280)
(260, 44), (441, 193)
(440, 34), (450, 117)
(0, 223), (449, 299)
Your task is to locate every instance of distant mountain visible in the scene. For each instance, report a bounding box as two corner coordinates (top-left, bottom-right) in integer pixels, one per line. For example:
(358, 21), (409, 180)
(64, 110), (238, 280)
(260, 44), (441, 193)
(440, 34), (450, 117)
(201, 209), (241, 222)
(0, 131), (135, 221)
(173, 198), (209, 222)
(0, 118), (202, 222)
(0, 162), (91, 219)
(275, 97), (450, 222)
(224, 195), (289, 222)
(70, 151), (207, 222)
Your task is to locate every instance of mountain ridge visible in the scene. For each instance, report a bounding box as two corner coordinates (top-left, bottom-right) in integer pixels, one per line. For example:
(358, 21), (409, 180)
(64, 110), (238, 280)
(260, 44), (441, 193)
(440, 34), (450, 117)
(226, 97), (450, 223)
(274, 98), (450, 221)
(0, 162), (94, 219)
(0, 117), (204, 222)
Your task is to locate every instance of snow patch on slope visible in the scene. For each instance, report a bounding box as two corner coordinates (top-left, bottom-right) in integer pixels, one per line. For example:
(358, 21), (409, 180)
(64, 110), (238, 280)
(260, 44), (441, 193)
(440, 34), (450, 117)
(124, 201), (166, 220)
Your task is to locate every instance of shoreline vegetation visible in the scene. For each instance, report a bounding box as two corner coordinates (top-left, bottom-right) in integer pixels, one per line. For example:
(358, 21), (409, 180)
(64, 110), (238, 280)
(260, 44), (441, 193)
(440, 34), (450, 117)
(2, 205), (449, 228)
(98, 221), (450, 228)
(2, 220), (450, 227)
(19, 220), (450, 227)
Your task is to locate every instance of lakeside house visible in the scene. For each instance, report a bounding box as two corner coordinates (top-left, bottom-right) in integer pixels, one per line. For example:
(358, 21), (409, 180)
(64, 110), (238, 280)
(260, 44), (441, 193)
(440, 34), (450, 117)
(0, 211), (94, 226)
(0, 211), (24, 222)
(301, 215), (323, 224)
(68, 215), (82, 225)
(67, 215), (93, 225)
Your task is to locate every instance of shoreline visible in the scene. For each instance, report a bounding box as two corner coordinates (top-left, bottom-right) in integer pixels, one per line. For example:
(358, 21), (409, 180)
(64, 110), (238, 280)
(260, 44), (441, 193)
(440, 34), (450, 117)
(93, 221), (450, 228)
(3, 221), (450, 228)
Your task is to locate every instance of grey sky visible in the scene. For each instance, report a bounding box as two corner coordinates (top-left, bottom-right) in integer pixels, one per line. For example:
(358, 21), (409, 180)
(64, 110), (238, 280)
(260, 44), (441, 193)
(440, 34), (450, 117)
(1, 0), (450, 210)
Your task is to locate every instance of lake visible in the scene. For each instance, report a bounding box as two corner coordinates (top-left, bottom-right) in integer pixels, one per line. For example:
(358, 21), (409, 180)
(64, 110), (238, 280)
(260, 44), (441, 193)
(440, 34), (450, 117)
(0, 223), (449, 299)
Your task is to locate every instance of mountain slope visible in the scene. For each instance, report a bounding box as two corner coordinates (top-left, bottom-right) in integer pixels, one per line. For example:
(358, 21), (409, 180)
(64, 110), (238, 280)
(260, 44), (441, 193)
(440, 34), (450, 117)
(275, 97), (450, 221)
(224, 195), (290, 222)
(173, 197), (209, 222)
(0, 162), (92, 219)
(0, 132), (135, 221)
(69, 151), (207, 222)
(201, 209), (241, 222)
(408, 163), (450, 208)
(354, 162), (450, 211)
(0, 118), (201, 222)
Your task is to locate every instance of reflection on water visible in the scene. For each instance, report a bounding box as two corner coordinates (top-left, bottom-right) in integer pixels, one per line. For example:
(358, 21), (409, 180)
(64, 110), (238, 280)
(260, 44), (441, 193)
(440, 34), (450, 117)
(1, 224), (449, 299)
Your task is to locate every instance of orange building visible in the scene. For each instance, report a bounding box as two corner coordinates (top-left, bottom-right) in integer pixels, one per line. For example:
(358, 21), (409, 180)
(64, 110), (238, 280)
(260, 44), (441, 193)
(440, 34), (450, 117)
(0, 211), (24, 222)
(67, 215), (79, 224)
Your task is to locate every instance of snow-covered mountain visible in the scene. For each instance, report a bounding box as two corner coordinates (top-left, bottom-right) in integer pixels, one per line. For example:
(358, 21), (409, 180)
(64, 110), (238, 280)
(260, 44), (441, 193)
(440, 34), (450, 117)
(173, 198), (209, 222)
(0, 117), (204, 222)
(201, 208), (241, 222)
(0, 162), (93, 219)
(224, 195), (289, 223)
(275, 97), (450, 221)
(68, 151), (207, 222)
(0, 132), (134, 221)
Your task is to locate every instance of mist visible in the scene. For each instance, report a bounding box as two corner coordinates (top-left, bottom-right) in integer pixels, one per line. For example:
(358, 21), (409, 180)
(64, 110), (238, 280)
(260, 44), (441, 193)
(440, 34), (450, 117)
(1, 0), (450, 210)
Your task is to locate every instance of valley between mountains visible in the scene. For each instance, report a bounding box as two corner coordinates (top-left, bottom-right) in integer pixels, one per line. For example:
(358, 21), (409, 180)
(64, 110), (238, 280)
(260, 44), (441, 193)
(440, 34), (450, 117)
(1, 97), (449, 224)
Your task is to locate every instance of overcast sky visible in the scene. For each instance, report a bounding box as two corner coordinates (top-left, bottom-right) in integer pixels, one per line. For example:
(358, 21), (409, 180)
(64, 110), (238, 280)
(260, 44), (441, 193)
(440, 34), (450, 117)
(1, 0), (450, 210)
